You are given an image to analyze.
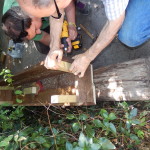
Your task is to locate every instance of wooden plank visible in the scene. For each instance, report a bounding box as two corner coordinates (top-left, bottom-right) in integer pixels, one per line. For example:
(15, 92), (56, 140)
(12, 65), (95, 106)
(0, 86), (14, 90)
(0, 57), (73, 86)
(57, 61), (71, 72)
(0, 90), (13, 105)
(75, 65), (96, 105)
(94, 57), (150, 101)
(13, 87), (75, 106)
(51, 95), (77, 103)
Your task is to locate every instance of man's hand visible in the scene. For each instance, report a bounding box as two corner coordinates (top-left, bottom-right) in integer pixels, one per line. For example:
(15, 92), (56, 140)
(70, 53), (91, 78)
(68, 25), (78, 40)
(44, 49), (63, 69)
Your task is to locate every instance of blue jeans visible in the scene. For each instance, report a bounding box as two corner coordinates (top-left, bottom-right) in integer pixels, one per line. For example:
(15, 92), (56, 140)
(118, 0), (150, 47)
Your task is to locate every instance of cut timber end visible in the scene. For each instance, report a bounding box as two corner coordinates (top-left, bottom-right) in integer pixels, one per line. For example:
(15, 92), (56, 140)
(23, 87), (38, 95)
(51, 95), (77, 104)
(57, 61), (71, 72)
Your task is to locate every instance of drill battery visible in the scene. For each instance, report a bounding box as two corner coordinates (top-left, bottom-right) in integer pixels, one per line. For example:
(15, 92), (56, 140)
(71, 34), (82, 50)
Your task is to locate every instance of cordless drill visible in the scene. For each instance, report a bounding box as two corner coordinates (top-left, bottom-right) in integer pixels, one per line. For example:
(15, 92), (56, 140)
(61, 20), (82, 55)
(61, 20), (69, 55)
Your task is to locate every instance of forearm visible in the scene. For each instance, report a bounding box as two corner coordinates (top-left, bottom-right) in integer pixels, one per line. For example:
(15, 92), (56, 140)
(65, 0), (76, 24)
(85, 13), (125, 61)
(49, 9), (65, 49)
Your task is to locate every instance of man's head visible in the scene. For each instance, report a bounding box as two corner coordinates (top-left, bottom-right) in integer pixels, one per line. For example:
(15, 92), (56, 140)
(2, 6), (42, 42)
(17, 0), (72, 18)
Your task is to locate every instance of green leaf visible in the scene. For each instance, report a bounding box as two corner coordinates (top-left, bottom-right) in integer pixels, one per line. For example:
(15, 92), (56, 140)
(109, 113), (117, 120)
(91, 143), (101, 150)
(29, 143), (37, 149)
(0, 135), (13, 147)
(131, 119), (140, 125)
(136, 130), (144, 139)
(98, 137), (116, 149)
(93, 119), (102, 128)
(120, 127), (126, 134)
(0, 141), (9, 147)
(66, 114), (76, 120)
(109, 123), (117, 135)
(66, 142), (73, 150)
(129, 108), (138, 119)
(14, 134), (19, 142)
(73, 147), (82, 150)
(52, 128), (59, 135)
(15, 90), (23, 95)
(130, 134), (140, 143)
(5, 74), (13, 77)
(79, 114), (88, 121)
(85, 124), (95, 138)
(7, 78), (12, 83)
(4, 69), (11, 73)
(43, 142), (51, 148)
(4, 135), (13, 142)
(78, 132), (88, 148)
(140, 111), (148, 118)
(103, 120), (109, 128)
(100, 109), (108, 119)
(35, 136), (47, 144)
(139, 117), (146, 126)
(72, 122), (81, 133)
(119, 102), (128, 109)
(18, 136), (27, 142)
(16, 99), (23, 103)
(140, 117), (145, 123)
(126, 120), (131, 130)
(0, 72), (4, 76)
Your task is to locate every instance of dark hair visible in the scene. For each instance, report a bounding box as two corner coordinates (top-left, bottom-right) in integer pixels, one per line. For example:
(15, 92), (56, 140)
(2, 6), (32, 43)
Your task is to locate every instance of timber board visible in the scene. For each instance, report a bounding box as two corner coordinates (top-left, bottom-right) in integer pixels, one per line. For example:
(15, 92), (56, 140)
(11, 65), (95, 106)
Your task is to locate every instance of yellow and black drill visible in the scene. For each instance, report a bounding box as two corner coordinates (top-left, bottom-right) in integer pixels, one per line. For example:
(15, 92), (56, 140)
(61, 20), (69, 55)
(61, 20), (82, 55)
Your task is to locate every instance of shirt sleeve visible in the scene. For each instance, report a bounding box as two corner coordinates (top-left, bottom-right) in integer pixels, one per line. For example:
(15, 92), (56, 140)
(102, 0), (129, 20)
(3, 0), (19, 14)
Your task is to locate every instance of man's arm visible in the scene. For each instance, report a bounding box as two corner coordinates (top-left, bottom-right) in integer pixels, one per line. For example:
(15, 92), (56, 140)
(65, 0), (77, 40)
(39, 31), (50, 46)
(70, 12), (125, 77)
(63, 1), (77, 52)
(44, 9), (65, 69)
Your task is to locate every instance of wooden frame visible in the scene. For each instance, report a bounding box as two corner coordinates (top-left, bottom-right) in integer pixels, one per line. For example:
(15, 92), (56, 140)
(0, 58), (96, 106)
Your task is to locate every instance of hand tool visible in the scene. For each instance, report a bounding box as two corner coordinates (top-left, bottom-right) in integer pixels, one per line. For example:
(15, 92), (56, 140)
(61, 20), (82, 55)
(61, 20), (69, 56)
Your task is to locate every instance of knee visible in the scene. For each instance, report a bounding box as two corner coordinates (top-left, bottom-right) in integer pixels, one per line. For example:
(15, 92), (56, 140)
(118, 30), (144, 48)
